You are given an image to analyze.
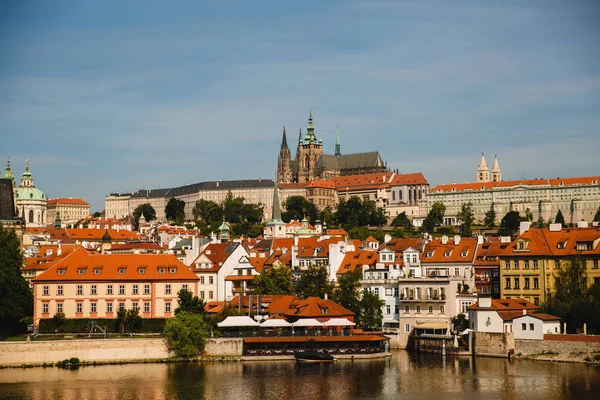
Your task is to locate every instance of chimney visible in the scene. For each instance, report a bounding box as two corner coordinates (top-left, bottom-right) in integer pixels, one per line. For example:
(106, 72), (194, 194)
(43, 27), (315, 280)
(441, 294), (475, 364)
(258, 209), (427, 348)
(479, 297), (492, 308)
(384, 234), (392, 243)
(454, 235), (461, 245)
(523, 309), (527, 316)
(441, 235), (448, 245)
(549, 223), (562, 232)
(519, 221), (532, 235)
(577, 220), (589, 228)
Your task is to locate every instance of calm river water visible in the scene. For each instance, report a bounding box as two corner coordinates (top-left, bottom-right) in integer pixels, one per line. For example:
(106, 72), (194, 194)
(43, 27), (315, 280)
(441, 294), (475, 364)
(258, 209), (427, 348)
(1, 351), (600, 400)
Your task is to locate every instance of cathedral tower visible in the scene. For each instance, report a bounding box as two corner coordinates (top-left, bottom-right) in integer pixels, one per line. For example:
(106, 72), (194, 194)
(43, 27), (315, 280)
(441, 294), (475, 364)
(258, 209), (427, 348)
(277, 127), (292, 184)
(477, 153), (490, 183)
(491, 154), (502, 182)
(296, 110), (323, 183)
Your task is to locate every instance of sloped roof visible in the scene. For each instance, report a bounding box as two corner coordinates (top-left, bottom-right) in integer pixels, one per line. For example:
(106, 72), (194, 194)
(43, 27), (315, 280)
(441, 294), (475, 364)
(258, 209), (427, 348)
(47, 198), (89, 206)
(337, 250), (378, 275)
(422, 237), (477, 263)
(431, 175), (600, 193)
(284, 297), (354, 319)
(468, 298), (539, 311)
(379, 237), (425, 253)
(67, 228), (138, 241)
(499, 227), (600, 258)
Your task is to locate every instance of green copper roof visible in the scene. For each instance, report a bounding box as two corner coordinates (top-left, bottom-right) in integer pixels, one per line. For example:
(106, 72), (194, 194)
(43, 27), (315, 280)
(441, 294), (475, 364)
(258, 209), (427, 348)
(4, 157), (14, 180)
(303, 109), (319, 145)
(16, 186), (46, 201)
(266, 184), (285, 226)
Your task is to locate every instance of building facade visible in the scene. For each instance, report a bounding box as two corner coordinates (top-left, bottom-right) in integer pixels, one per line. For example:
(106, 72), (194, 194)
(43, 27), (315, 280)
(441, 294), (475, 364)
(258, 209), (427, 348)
(47, 198), (90, 227)
(15, 161), (47, 228)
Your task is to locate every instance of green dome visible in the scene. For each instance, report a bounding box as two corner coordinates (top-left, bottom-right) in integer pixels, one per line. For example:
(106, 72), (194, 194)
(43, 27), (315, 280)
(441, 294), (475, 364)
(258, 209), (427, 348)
(17, 186), (46, 201)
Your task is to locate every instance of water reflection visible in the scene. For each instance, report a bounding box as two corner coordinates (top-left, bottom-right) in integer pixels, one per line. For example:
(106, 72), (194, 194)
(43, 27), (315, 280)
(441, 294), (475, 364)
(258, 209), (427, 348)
(1, 352), (599, 399)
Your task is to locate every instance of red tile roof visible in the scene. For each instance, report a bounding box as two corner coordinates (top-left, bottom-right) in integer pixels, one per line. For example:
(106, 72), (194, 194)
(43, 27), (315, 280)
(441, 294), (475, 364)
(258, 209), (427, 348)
(47, 198), (89, 206)
(468, 298), (539, 311)
(431, 176), (600, 193)
(32, 247), (198, 282)
(422, 237), (478, 263)
(498, 227), (600, 258)
(337, 251), (378, 275)
(67, 228), (138, 241)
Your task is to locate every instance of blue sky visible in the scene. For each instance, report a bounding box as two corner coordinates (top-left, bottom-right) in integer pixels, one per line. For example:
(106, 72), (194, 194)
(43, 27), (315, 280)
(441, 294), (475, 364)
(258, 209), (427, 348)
(1, 0), (599, 212)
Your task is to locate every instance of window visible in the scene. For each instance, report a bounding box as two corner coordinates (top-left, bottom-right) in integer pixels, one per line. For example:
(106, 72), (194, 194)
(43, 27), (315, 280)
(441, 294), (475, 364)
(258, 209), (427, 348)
(119, 302), (125, 311)
(404, 305), (410, 313)
(524, 260), (529, 269)
(132, 302), (139, 312)
(200, 291), (205, 299)
(524, 278), (530, 289)
(57, 285), (63, 295)
(57, 303), (63, 313)
(107, 302), (113, 313)
(505, 278), (511, 289)
(533, 278), (539, 289)
(107, 285), (113, 295)
(42, 303), (49, 314)
(200, 276), (205, 284)
(394, 305), (399, 315)
(394, 288), (399, 297)
(158, 267), (166, 274)
(165, 302), (171, 313)
(138, 268), (146, 275)
(144, 302), (150, 313)
(144, 284), (150, 295)
(505, 261), (510, 270)
(534, 297), (539, 306)
(514, 278), (520, 289)
(77, 285), (83, 295)
(76, 303), (83, 313)
(386, 305), (391, 314)
(91, 302), (97, 313)
(594, 260), (599, 269)
(455, 268), (460, 276)
(57, 269), (66, 276)
(529, 323), (534, 331)
(182, 284), (189, 291)
(118, 268), (126, 275)
(133, 284), (139, 295)
(94, 268), (102, 275)
(521, 323), (526, 330)
(169, 267), (177, 274)
(165, 284), (172, 295)
(533, 260), (539, 269)
(428, 306), (433, 314)
(209, 291), (214, 299)
(43, 286), (49, 296)
(440, 306), (445, 314)
(405, 324), (411, 333)
(385, 288), (393, 296)
(513, 260), (519, 269)
(518, 242), (524, 250)
(209, 277), (214, 284)
(119, 284), (125, 295)
(416, 305), (421, 314)
(78, 268), (86, 275)
(91, 285), (97, 295)
(374, 288), (379, 296)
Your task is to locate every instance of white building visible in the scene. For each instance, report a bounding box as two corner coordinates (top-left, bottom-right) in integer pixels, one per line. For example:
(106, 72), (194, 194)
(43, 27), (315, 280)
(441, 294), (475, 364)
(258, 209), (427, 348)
(512, 313), (561, 340)
(16, 161), (47, 228)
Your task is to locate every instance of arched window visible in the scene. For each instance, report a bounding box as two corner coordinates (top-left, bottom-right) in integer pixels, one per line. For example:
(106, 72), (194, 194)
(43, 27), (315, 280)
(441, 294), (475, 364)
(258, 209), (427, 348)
(29, 209), (34, 223)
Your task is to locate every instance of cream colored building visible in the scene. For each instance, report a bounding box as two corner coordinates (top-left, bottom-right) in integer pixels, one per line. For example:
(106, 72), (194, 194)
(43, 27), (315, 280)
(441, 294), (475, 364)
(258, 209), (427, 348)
(47, 198), (90, 227)
(32, 248), (199, 324)
(429, 155), (600, 225)
(104, 193), (131, 219)
(15, 161), (47, 228)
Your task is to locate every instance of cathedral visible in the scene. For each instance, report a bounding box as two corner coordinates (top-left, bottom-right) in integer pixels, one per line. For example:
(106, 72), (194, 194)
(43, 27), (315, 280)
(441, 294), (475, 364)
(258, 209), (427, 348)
(277, 111), (387, 184)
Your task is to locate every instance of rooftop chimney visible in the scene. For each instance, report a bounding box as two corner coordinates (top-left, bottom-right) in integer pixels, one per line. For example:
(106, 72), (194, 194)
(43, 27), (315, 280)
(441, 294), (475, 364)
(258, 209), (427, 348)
(549, 223), (562, 232)
(479, 297), (492, 308)
(577, 220), (589, 228)
(454, 235), (461, 245)
(441, 235), (448, 245)
(519, 221), (531, 235)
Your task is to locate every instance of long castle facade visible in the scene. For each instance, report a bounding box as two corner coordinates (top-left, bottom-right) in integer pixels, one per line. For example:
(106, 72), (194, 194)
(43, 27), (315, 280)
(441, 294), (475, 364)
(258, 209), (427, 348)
(277, 111), (387, 184)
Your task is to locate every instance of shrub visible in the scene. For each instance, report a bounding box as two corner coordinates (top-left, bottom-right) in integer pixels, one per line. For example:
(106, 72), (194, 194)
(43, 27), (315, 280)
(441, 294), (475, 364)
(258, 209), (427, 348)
(165, 312), (209, 358)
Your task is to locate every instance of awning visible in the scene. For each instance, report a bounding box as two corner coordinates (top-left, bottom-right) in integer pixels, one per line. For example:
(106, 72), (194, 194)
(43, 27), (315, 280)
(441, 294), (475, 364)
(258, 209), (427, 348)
(323, 318), (356, 327)
(217, 316), (260, 328)
(260, 319), (292, 328)
(414, 322), (449, 330)
(291, 318), (324, 327)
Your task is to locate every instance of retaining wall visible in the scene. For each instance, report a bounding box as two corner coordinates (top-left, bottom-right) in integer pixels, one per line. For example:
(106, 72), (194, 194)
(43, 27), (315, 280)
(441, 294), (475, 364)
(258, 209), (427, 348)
(515, 336), (600, 362)
(474, 332), (514, 357)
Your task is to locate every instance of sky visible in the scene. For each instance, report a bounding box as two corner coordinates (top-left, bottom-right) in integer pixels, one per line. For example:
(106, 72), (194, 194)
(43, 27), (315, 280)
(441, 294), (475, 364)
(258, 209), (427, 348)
(1, 0), (599, 212)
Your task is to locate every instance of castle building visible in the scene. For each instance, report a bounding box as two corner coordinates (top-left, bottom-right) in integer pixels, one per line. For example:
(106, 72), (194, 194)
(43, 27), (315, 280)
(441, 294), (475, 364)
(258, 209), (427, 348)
(16, 160), (47, 228)
(277, 111), (387, 184)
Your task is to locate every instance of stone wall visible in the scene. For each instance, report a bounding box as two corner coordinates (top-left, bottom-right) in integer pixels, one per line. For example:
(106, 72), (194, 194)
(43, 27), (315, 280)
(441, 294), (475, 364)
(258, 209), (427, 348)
(515, 336), (600, 362)
(474, 332), (514, 357)
(0, 338), (170, 366)
(204, 338), (243, 357)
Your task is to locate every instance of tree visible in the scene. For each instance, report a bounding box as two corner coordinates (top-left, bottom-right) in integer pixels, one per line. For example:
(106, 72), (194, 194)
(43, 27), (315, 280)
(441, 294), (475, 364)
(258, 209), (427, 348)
(93, 211), (101, 218)
(165, 311), (209, 358)
(456, 203), (474, 237)
(524, 208), (534, 222)
(116, 307), (142, 334)
(422, 201), (446, 233)
(391, 212), (412, 230)
(0, 225), (33, 339)
(357, 290), (384, 331)
(281, 196), (318, 223)
(594, 206), (600, 222)
(333, 270), (362, 316)
(484, 204), (496, 229)
(294, 264), (334, 299)
(222, 191), (245, 223)
(554, 210), (566, 227)
(192, 199), (222, 225)
(51, 312), (66, 333)
(451, 313), (469, 335)
(253, 265), (294, 295)
(165, 197), (185, 222)
(175, 288), (206, 316)
(541, 256), (592, 333)
(498, 211), (520, 236)
(335, 197), (387, 229)
(133, 203), (156, 230)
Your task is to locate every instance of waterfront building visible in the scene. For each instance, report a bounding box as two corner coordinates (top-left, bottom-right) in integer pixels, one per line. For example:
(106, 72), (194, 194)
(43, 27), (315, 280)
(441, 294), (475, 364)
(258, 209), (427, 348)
(428, 155), (600, 225)
(498, 222), (600, 305)
(512, 313), (561, 339)
(21, 243), (81, 286)
(467, 297), (545, 334)
(46, 197), (90, 227)
(31, 247), (199, 324)
(277, 111), (387, 184)
(16, 161), (47, 228)
(473, 238), (507, 298)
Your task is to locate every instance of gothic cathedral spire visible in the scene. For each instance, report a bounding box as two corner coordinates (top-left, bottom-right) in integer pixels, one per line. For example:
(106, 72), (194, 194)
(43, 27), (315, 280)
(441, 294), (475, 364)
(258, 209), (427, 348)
(335, 123), (341, 158)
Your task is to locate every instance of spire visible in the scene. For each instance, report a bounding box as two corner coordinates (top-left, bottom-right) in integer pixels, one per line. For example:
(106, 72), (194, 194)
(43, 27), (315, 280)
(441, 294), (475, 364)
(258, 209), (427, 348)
(335, 123), (341, 157)
(492, 154), (500, 172)
(20, 158), (34, 187)
(478, 153), (488, 170)
(298, 128), (302, 144)
(491, 154), (502, 182)
(281, 126), (288, 149)
(54, 210), (62, 229)
(4, 156), (14, 180)
(477, 153), (490, 183)
(272, 184), (282, 221)
(305, 109), (317, 144)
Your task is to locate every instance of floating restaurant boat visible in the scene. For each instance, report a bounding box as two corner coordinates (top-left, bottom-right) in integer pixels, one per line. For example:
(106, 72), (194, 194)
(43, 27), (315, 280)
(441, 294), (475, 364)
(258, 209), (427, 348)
(295, 350), (335, 363)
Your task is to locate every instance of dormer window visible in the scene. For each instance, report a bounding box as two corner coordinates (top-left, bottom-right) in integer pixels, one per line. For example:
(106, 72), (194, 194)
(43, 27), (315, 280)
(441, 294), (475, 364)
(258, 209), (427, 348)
(118, 268), (127, 275)
(444, 251), (451, 258)
(169, 267), (177, 274)
(138, 267), (146, 275)
(93, 268), (102, 275)
(158, 267), (166, 274)
(461, 251), (468, 257)
(321, 307), (328, 315)
(57, 268), (66, 276)
(576, 242), (592, 251)
(426, 252), (433, 258)
(557, 241), (567, 249)
(77, 268), (86, 275)
(518, 242), (525, 250)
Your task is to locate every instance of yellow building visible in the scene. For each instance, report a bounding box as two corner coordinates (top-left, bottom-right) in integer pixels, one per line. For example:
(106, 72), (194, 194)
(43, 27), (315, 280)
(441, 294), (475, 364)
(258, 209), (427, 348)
(498, 223), (600, 305)
(47, 197), (90, 227)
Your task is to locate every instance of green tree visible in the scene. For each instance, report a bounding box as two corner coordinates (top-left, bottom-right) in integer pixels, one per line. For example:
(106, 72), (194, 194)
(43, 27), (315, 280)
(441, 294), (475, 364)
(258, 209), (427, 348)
(357, 290), (384, 331)
(422, 201), (446, 232)
(123, 308), (142, 333)
(165, 197), (185, 221)
(451, 313), (469, 335)
(93, 211), (101, 218)
(281, 196), (318, 223)
(335, 197), (387, 229)
(484, 204), (496, 229)
(253, 265), (294, 295)
(541, 256), (592, 333)
(192, 199), (222, 224)
(456, 202), (474, 237)
(133, 203), (156, 230)
(554, 210), (566, 227)
(248, 224), (264, 238)
(594, 206), (600, 222)
(536, 216), (548, 228)
(51, 312), (66, 333)
(294, 264), (334, 299)
(165, 311), (209, 358)
(175, 288), (206, 316)
(498, 211), (520, 236)
(333, 270), (362, 316)
(321, 207), (335, 227)
(0, 225), (33, 339)
(524, 208), (534, 222)
(222, 191), (245, 223)
(391, 212), (412, 230)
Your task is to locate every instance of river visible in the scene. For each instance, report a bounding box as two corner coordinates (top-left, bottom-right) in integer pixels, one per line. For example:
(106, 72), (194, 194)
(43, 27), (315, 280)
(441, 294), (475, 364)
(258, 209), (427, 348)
(1, 351), (599, 399)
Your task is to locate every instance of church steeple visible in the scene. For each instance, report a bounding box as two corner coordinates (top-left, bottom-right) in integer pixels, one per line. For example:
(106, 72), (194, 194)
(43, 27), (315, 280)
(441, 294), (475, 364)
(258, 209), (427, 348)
(281, 126), (288, 150)
(304, 109), (318, 145)
(477, 153), (490, 183)
(335, 123), (341, 158)
(4, 156), (14, 181)
(491, 154), (502, 182)
(277, 126), (292, 184)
